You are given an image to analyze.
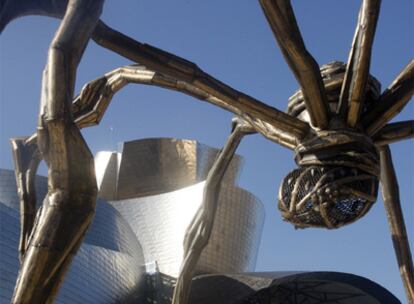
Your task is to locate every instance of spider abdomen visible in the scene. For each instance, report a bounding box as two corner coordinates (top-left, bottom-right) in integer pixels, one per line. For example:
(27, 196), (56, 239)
(278, 164), (379, 229)
(279, 61), (383, 229)
(279, 128), (380, 229)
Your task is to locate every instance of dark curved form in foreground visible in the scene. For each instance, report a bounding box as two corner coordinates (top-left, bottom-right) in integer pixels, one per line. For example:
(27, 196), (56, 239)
(187, 272), (400, 304)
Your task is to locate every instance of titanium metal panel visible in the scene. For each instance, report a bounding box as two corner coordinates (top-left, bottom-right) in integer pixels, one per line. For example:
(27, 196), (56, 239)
(96, 138), (242, 200)
(110, 182), (264, 277)
(95, 151), (118, 201)
(0, 169), (146, 304)
(97, 138), (264, 278)
(0, 130), (401, 303)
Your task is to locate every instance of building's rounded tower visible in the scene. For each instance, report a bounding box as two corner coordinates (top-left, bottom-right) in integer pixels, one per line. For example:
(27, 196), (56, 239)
(95, 138), (265, 277)
(0, 138), (400, 303)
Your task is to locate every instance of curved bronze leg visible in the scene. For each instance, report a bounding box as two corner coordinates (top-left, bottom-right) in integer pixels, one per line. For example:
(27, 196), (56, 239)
(172, 118), (255, 304)
(338, 0), (380, 126)
(374, 120), (414, 146)
(363, 60), (414, 136)
(73, 64), (299, 148)
(258, 0), (329, 129)
(379, 145), (414, 303)
(11, 0), (103, 303)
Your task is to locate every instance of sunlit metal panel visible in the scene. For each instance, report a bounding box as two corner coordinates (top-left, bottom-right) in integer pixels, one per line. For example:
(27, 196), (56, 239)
(0, 169), (146, 304)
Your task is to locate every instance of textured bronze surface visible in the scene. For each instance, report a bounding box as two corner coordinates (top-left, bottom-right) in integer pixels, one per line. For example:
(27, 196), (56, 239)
(1, 0), (413, 303)
(363, 59), (414, 135)
(337, 0), (381, 126)
(172, 120), (254, 304)
(380, 146), (414, 303)
(259, 0), (329, 129)
(73, 64), (304, 148)
(374, 120), (414, 147)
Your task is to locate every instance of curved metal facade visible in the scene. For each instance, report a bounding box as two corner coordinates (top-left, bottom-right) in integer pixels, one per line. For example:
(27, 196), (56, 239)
(0, 169), (146, 304)
(95, 138), (265, 277)
(110, 182), (264, 277)
(95, 138), (242, 200)
(0, 137), (400, 303)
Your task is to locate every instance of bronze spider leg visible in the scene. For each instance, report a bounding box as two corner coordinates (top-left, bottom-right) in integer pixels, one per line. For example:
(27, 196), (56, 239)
(72, 68), (259, 304)
(5, 1), (411, 303)
(4, 6), (303, 301)
(374, 120), (414, 147)
(258, 2), (413, 302)
(10, 135), (41, 263)
(74, 64), (302, 149)
(363, 59), (414, 136)
(13, 62), (303, 174)
(6, 3), (306, 266)
(172, 119), (255, 304)
(11, 1), (103, 303)
(16, 63), (304, 150)
(9, 60), (303, 303)
(338, 0), (381, 126)
(258, 0), (329, 129)
(0, 2), (306, 142)
(12, 64), (293, 304)
(72, 67), (305, 304)
(91, 28), (309, 141)
(10, 56), (306, 301)
(379, 146), (414, 303)
(369, 59), (414, 304)
(371, 61), (414, 303)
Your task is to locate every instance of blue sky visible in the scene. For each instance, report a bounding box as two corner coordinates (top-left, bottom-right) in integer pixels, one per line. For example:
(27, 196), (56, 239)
(0, 0), (413, 302)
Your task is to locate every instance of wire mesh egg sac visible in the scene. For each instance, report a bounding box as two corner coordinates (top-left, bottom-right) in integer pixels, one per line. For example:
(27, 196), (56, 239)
(278, 165), (379, 229)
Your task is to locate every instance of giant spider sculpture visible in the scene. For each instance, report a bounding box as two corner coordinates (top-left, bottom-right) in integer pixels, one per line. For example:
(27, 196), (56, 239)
(0, 0), (413, 303)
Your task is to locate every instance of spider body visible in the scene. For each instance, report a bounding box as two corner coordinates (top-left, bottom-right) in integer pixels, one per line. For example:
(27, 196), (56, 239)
(2, 1), (413, 303)
(279, 61), (382, 229)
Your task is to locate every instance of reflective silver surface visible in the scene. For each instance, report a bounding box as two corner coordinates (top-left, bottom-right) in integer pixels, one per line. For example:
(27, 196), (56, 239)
(96, 138), (264, 278)
(0, 169), (146, 304)
(1, 137), (400, 303)
(1, 138), (264, 302)
(110, 182), (264, 277)
(95, 138), (242, 200)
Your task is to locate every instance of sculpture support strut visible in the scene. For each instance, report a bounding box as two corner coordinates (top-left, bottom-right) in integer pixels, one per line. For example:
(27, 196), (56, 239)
(171, 119), (255, 304)
(379, 146), (414, 303)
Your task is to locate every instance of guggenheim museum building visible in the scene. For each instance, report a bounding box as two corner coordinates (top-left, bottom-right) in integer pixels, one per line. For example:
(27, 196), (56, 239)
(0, 138), (400, 303)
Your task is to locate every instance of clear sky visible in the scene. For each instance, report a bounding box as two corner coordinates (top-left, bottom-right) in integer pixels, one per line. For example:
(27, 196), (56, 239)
(0, 0), (413, 302)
